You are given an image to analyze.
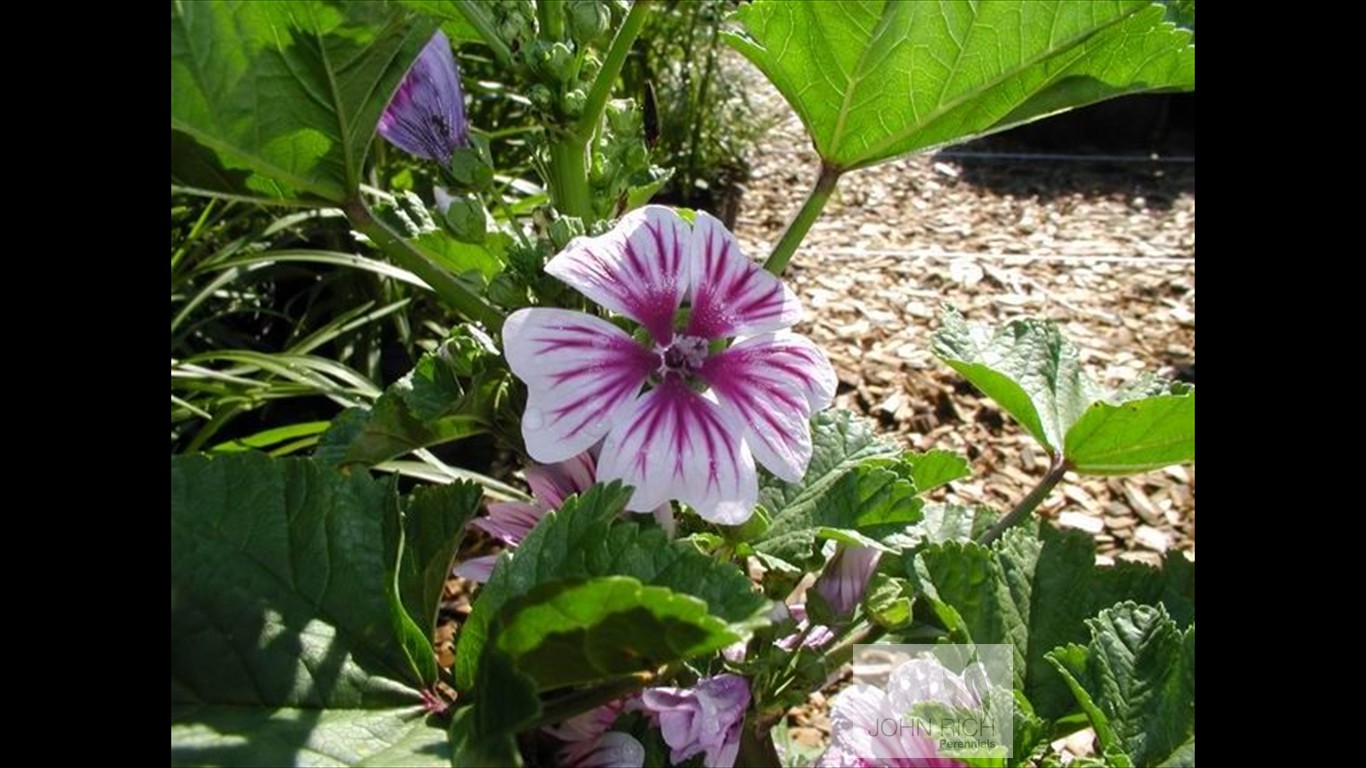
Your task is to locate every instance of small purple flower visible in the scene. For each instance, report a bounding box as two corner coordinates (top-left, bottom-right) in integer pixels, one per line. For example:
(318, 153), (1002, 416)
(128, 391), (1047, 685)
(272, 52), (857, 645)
(773, 603), (836, 652)
(639, 674), (750, 768)
(378, 31), (469, 165)
(814, 545), (882, 616)
(452, 452), (595, 582)
(503, 206), (837, 524)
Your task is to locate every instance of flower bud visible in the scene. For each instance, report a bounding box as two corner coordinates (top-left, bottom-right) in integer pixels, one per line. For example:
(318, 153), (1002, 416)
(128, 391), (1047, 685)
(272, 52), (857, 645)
(568, 0), (611, 46)
(442, 194), (488, 244)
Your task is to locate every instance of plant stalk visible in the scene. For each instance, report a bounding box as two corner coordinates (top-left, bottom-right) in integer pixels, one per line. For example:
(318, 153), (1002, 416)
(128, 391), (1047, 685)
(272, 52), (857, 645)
(736, 720), (783, 768)
(537, 0), (564, 42)
(343, 198), (505, 330)
(547, 133), (594, 220)
(764, 161), (842, 275)
(530, 663), (681, 729)
(452, 0), (512, 67)
(575, 0), (653, 138)
(979, 453), (1071, 546)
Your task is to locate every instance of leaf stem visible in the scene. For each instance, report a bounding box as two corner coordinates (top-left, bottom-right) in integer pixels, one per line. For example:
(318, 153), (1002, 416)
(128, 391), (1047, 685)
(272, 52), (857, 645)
(537, 0), (564, 42)
(530, 663), (682, 729)
(979, 453), (1071, 546)
(547, 134), (593, 220)
(452, 0), (512, 68)
(764, 162), (842, 275)
(342, 198), (505, 330)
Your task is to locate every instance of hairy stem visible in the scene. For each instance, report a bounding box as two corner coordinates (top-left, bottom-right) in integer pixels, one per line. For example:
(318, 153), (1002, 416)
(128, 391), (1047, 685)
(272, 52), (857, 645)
(452, 0), (512, 67)
(343, 198), (505, 330)
(576, 0), (653, 138)
(979, 453), (1071, 546)
(764, 162), (842, 275)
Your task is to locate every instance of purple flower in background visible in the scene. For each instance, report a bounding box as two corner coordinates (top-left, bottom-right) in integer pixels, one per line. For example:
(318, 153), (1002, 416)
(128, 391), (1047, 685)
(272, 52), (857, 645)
(814, 545), (882, 616)
(545, 702), (645, 768)
(378, 30), (468, 165)
(639, 674), (750, 768)
(503, 206), (837, 524)
(452, 452), (595, 582)
(773, 603), (836, 652)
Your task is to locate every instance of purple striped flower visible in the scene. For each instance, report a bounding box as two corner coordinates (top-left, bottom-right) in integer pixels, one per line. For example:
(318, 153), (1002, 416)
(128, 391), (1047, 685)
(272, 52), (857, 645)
(452, 452), (596, 582)
(503, 206), (836, 525)
(378, 31), (468, 165)
(638, 674), (750, 768)
(814, 545), (882, 617)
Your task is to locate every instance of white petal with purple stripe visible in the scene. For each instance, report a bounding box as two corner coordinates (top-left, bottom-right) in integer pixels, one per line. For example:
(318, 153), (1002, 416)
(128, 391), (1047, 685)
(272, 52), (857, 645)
(686, 211), (802, 339)
(702, 332), (837, 483)
(596, 377), (757, 525)
(503, 308), (658, 463)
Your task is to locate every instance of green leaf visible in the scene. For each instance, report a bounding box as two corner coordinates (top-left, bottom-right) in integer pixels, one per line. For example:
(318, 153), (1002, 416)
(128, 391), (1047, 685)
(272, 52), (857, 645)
(454, 483), (770, 692)
(753, 409), (908, 563)
(1046, 603), (1195, 767)
(449, 707), (523, 768)
(317, 328), (507, 467)
(863, 573), (913, 629)
(171, 453), (445, 766)
(905, 449), (972, 492)
(934, 307), (1097, 453)
(171, 1), (437, 202)
(413, 229), (508, 282)
(1065, 386), (1195, 474)
(910, 524), (1193, 720)
(398, 481), (483, 635)
(171, 707), (448, 767)
(494, 576), (741, 689)
(396, 1), (485, 43)
(726, 1), (1194, 170)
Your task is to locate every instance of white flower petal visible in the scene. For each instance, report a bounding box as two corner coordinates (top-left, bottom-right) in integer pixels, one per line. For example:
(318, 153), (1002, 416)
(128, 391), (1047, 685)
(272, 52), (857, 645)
(546, 205), (690, 345)
(686, 211), (802, 339)
(503, 308), (658, 463)
(597, 377), (758, 525)
(701, 332), (837, 482)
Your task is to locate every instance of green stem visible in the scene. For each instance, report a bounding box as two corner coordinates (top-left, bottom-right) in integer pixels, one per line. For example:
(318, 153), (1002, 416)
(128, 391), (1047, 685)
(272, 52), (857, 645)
(547, 133), (593, 220)
(736, 719), (783, 768)
(452, 0), (512, 67)
(979, 453), (1071, 546)
(343, 198), (505, 330)
(537, 0), (564, 41)
(764, 161), (842, 275)
(575, 0), (652, 138)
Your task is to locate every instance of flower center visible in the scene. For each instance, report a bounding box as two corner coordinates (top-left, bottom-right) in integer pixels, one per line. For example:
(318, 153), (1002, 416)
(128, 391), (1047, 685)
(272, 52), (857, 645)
(658, 334), (709, 379)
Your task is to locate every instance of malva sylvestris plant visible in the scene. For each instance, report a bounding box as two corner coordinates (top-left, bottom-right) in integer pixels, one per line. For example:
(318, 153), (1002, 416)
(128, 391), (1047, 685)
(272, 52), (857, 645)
(503, 205), (836, 524)
(171, 4), (1195, 767)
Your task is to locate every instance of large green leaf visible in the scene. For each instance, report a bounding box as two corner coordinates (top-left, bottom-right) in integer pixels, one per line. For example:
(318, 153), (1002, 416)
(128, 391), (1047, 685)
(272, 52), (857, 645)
(910, 524), (1193, 719)
(494, 576), (742, 689)
(726, 1), (1194, 170)
(454, 483), (769, 692)
(752, 409), (906, 561)
(171, 453), (448, 766)
(171, 1), (437, 202)
(1065, 385), (1196, 474)
(934, 309), (1195, 473)
(1047, 603), (1195, 767)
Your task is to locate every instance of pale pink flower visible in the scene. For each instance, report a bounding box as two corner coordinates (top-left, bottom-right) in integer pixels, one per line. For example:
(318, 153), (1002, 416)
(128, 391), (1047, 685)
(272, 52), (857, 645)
(544, 701), (645, 768)
(452, 452), (595, 582)
(503, 206), (836, 524)
(638, 674), (750, 768)
(814, 545), (883, 617)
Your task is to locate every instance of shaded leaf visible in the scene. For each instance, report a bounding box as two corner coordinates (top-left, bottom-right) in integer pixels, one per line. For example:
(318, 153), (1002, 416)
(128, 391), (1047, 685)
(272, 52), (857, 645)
(171, 453), (445, 765)
(398, 480), (484, 635)
(726, 1), (1194, 170)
